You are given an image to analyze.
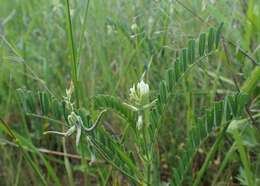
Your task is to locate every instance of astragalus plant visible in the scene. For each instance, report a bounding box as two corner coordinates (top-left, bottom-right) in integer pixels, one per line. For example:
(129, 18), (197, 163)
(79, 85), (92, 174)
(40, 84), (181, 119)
(14, 20), (259, 185)
(1, 0), (260, 186)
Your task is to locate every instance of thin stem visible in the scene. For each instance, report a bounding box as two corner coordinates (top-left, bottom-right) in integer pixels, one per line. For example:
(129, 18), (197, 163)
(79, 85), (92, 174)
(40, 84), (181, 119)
(76, 0), (90, 78)
(26, 113), (69, 127)
(221, 38), (241, 92)
(43, 131), (69, 136)
(241, 67), (260, 96)
(65, 0), (80, 107)
(233, 130), (254, 186)
(81, 109), (107, 132)
(192, 123), (229, 186)
(143, 97), (152, 185)
(63, 137), (75, 186)
(0, 137), (104, 162)
(211, 143), (236, 185)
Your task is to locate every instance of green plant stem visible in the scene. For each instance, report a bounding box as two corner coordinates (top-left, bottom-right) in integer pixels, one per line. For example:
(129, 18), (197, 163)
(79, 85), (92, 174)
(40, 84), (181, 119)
(141, 123), (150, 184)
(76, 0), (90, 78)
(244, 0), (255, 50)
(65, 0), (80, 108)
(62, 137), (75, 186)
(192, 124), (229, 186)
(147, 162), (151, 186)
(212, 143), (236, 185)
(241, 66), (260, 96)
(233, 130), (254, 186)
(139, 94), (152, 185)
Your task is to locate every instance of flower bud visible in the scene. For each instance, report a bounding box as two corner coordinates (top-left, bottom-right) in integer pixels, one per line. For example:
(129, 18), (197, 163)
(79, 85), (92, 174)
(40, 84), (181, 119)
(137, 80), (149, 97)
(129, 80), (149, 103)
(136, 115), (143, 130)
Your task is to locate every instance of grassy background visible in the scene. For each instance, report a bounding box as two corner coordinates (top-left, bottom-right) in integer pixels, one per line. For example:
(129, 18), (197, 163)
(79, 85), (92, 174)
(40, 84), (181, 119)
(0, 0), (259, 185)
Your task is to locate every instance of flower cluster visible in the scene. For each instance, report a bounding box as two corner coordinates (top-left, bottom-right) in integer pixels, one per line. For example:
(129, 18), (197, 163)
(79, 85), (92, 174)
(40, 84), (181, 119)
(129, 80), (149, 105)
(129, 80), (150, 130)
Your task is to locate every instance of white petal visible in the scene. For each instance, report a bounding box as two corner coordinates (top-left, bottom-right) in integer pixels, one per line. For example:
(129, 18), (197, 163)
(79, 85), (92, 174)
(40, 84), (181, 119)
(137, 80), (149, 96)
(136, 115), (143, 130)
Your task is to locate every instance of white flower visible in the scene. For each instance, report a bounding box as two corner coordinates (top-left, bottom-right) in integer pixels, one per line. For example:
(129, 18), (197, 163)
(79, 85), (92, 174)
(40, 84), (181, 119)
(137, 80), (149, 96)
(136, 115), (143, 130)
(131, 23), (138, 31)
(129, 80), (149, 103)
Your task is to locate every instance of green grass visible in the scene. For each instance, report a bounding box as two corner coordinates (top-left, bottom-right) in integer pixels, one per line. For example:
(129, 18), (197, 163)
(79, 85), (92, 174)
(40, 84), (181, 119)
(0, 0), (260, 185)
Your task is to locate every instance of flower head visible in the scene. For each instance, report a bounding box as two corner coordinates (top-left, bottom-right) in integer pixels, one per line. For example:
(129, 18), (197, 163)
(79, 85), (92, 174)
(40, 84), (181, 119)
(137, 80), (149, 96)
(129, 80), (149, 104)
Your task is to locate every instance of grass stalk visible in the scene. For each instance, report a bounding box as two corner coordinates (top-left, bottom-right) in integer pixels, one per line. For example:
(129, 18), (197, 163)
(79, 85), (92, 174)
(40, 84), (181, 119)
(212, 143), (236, 184)
(63, 137), (75, 186)
(65, 0), (80, 108)
(76, 0), (90, 78)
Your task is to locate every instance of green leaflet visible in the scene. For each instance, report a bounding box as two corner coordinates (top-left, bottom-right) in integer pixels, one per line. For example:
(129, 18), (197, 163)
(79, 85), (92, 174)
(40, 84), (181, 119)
(171, 93), (248, 186)
(89, 131), (140, 184)
(181, 48), (188, 71)
(174, 58), (181, 81)
(166, 68), (174, 92)
(17, 88), (36, 113)
(39, 91), (49, 115)
(159, 80), (167, 105)
(153, 23), (224, 136)
(208, 27), (215, 52)
(17, 89), (67, 124)
(215, 22), (224, 49)
(199, 32), (206, 57)
(188, 39), (195, 64)
(51, 98), (63, 119)
(93, 95), (137, 125)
